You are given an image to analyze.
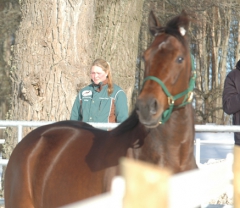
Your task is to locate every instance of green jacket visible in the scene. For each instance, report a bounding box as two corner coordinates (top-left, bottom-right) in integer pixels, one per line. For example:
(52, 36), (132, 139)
(70, 83), (128, 123)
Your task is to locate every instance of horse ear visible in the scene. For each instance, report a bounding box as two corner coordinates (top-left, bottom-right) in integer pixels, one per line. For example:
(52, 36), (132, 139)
(148, 11), (162, 36)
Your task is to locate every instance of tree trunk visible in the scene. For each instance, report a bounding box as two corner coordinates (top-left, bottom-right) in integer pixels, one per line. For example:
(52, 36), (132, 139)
(92, 0), (144, 111)
(0, 1), (20, 139)
(218, 5), (231, 124)
(9, 0), (95, 123)
(3, 0), (96, 158)
(235, 19), (240, 61)
(194, 10), (207, 124)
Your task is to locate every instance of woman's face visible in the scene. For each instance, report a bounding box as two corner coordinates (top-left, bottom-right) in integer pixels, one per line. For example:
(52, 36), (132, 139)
(91, 65), (108, 84)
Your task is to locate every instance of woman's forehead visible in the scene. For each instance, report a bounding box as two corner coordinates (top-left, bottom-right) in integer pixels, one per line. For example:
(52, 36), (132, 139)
(91, 65), (105, 72)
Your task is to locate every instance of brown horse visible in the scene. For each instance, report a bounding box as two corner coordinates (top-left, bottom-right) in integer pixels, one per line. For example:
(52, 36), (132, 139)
(4, 10), (197, 208)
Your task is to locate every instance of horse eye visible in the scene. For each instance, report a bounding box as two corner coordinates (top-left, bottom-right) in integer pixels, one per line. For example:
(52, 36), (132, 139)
(177, 57), (184, 63)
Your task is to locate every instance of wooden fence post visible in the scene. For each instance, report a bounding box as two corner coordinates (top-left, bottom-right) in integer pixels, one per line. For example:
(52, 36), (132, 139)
(234, 145), (240, 207)
(120, 158), (171, 208)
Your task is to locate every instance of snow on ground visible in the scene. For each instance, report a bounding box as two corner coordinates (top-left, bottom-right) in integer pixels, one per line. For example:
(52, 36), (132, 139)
(194, 132), (234, 164)
(195, 132), (234, 208)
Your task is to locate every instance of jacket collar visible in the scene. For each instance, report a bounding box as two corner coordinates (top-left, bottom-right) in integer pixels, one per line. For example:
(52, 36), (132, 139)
(91, 79), (108, 92)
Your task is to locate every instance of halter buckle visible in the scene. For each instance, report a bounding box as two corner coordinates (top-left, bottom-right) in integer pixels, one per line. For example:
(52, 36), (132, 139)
(191, 71), (197, 79)
(168, 96), (174, 105)
(187, 91), (193, 102)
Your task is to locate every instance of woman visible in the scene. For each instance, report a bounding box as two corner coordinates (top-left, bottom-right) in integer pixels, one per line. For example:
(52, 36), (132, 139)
(70, 58), (128, 123)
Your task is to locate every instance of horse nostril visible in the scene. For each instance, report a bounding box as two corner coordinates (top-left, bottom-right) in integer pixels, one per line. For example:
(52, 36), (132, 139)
(149, 99), (158, 115)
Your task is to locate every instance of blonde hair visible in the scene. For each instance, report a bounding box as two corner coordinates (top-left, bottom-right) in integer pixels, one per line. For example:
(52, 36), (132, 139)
(92, 58), (113, 96)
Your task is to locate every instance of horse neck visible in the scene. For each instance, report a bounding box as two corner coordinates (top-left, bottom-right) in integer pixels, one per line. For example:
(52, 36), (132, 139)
(111, 110), (149, 147)
(128, 122), (149, 148)
(167, 104), (195, 133)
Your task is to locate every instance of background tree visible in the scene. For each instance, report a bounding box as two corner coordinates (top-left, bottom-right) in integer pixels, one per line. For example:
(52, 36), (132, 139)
(0, 0), (20, 141)
(191, 0), (240, 124)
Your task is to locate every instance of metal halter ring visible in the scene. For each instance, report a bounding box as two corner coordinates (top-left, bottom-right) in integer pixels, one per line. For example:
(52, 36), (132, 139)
(168, 96), (174, 105)
(187, 91), (193, 102)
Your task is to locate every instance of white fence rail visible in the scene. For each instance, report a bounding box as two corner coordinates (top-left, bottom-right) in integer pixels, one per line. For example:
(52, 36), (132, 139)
(61, 154), (234, 208)
(0, 120), (238, 167)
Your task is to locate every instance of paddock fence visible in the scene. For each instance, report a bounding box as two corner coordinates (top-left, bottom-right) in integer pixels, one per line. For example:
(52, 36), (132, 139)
(61, 152), (235, 208)
(0, 120), (238, 166)
(0, 120), (239, 207)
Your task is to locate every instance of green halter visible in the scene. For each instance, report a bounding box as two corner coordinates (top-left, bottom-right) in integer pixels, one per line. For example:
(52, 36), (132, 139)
(142, 55), (196, 124)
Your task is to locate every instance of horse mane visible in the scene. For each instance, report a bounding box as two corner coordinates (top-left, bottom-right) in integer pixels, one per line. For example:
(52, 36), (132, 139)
(110, 108), (140, 136)
(154, 11), (190, 47)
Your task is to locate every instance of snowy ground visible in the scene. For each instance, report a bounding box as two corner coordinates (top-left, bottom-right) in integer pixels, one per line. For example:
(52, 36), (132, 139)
(194, 132), (234, 164)
(194, 132), (234, 208)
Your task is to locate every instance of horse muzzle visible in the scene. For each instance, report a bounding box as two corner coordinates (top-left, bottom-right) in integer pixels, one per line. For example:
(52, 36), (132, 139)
(136, 96), (163, 128)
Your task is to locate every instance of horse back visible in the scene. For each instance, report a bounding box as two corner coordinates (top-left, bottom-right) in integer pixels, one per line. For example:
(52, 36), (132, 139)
(4, 121), (112, 207)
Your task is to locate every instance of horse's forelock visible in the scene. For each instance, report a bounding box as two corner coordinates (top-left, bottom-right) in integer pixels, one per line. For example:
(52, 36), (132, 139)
(163, 11), (189, 44)
(166, 11), (189, 30)
(153, 22), (189, 47)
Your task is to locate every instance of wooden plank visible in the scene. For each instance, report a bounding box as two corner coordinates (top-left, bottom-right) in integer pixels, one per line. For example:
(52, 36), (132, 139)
(121, 155), (233, 208)
(120, 158), (171, 208)
(234, 145), (240, 207)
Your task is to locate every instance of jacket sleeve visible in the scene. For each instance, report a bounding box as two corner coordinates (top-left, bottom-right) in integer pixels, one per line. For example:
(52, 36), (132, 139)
(115, 90), (129, 123)
(222, 74), (240, 115)
(70, 94), (82, 121)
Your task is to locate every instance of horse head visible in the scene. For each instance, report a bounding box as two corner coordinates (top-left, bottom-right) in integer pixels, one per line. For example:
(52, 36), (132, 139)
(136, 10), (195, 128)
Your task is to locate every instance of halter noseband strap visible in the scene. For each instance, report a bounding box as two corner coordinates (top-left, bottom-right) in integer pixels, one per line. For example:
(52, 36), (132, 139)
(142, 55), (196, 124)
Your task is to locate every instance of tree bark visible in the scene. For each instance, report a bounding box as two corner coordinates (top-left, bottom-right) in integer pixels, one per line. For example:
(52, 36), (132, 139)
(9, 0), (95, 123)
(92, 0), (144, 111)
(3, 0), (96, 158)
(194, 10), (207, 124)
(0, 0), (20, 138)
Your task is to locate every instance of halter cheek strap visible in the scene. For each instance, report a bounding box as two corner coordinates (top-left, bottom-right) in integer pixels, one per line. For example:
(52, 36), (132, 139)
(142, 55), (196, 124)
